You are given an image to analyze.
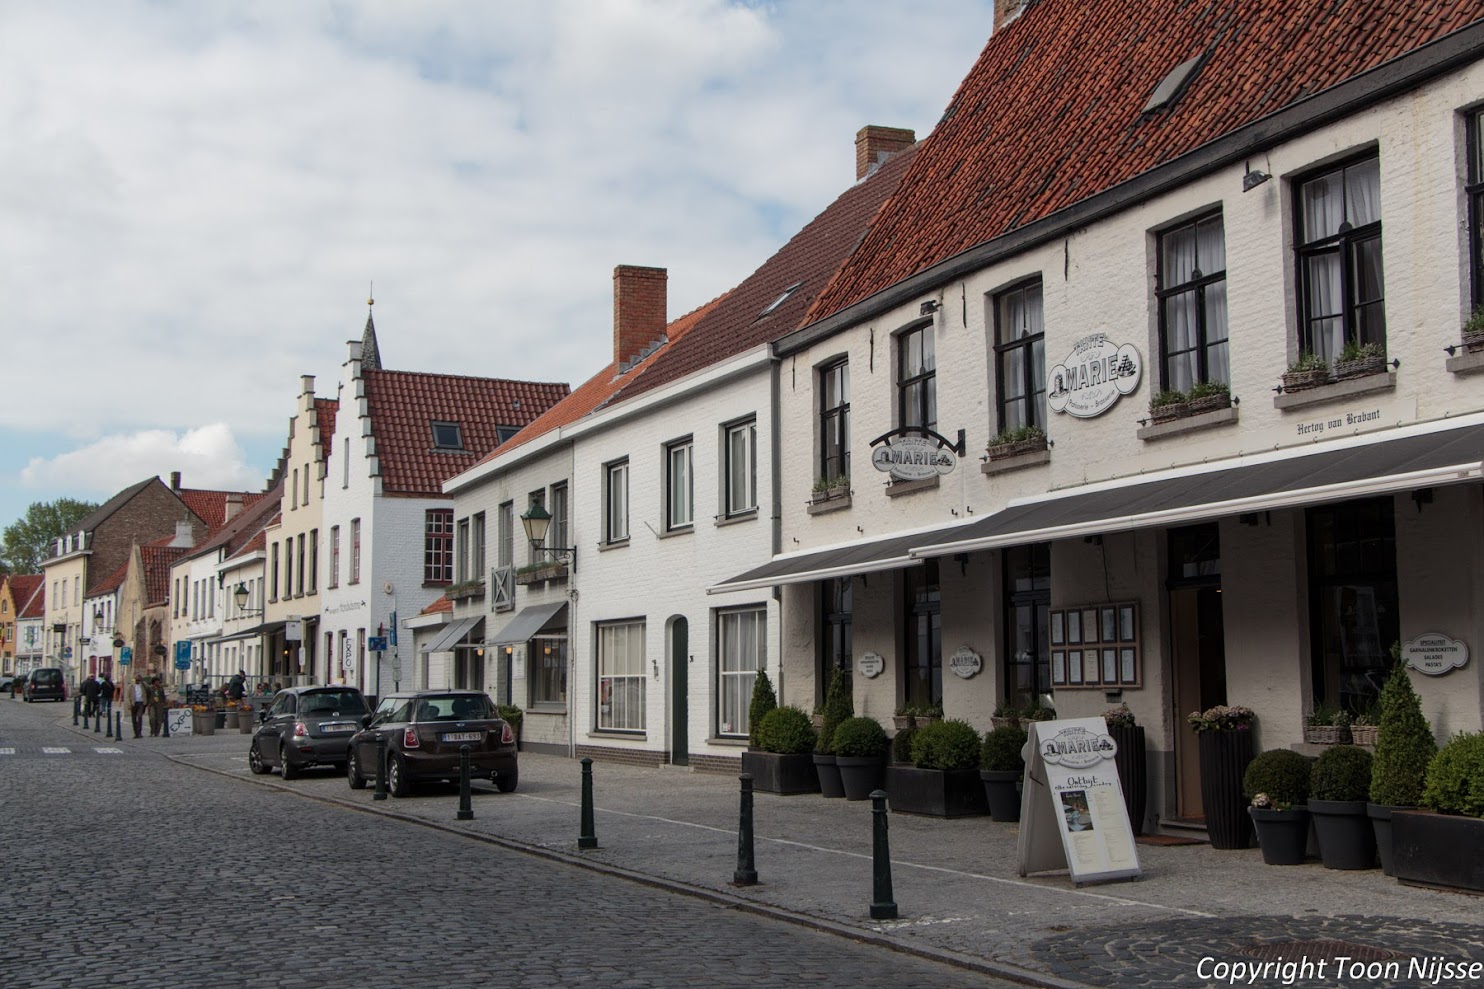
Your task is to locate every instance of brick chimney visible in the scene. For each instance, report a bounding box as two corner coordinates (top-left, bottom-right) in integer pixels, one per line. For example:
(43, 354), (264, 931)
(994, 0), (1026, 33)
(224, 492), (243, 522)
(855, 125), (915, 180)
(170, 471), (181, 491)
(613, 265), (667, 368)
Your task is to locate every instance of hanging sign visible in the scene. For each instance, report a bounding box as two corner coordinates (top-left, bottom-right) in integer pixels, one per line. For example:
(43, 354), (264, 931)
(858, 652), (884, 679)
(286, 620), (304, 642)
(871, 436), (956, 480)
(1403, 633), (1469, 676)
(1017, 718), (1141, 885)
(948, 646), (982, 679)
(1047, 334), (1142, 419)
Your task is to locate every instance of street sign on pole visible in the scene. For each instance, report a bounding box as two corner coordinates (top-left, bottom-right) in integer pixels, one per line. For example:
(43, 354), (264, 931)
(368, 636), (388, 652)
(119, 646), (132, 666)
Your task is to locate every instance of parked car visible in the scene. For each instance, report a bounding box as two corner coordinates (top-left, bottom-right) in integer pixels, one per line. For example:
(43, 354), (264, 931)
(23, 667), (66, 703)
(0, 673), (14, 692)
(248, 685), (369, 780)
(347, 691), (518, 797)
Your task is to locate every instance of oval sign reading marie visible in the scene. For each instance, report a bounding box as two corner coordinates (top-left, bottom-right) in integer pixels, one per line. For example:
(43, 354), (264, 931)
(858, 652), (884, 679)
(948, 647), (982, 679)
(871, 436), (957, 480)
(1047, 334), (1142, 419)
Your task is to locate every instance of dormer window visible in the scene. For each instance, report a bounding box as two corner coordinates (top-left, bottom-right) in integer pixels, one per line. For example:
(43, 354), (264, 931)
(431, 421), (464, 450)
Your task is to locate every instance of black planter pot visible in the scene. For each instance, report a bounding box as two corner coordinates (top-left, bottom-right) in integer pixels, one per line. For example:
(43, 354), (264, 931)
(1309, 798), (1377, 870)
(1198, 730), (1255, 849)
(1249, 806), (1310, 865)
(814, 753), (845, 798)
(837, 755), (886, 801)
(884, 766), (988, 817)
(979, 769), (1022, 822)
(1108, 723), (1147, 836)
(740, 751), (819, 795)
(1367, 803), (1408, 877)
(1392, 810), (1484, 893)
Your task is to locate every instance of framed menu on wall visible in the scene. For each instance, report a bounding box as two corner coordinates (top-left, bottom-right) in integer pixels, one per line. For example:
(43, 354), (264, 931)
(1048, 601), (1142, 688)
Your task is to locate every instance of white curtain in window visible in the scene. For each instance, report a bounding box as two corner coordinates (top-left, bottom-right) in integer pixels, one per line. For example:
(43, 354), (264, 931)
(598, 622), (644, 731)
(719, 610), (762, 736)
(1302, 171), (1344, 240)
(1204, 280), (1230, 383)
(1306, 251), (1343, 359)
(1346, 157), (1381, 228)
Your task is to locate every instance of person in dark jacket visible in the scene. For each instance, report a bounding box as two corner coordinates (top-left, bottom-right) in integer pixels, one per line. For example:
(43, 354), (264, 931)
(227, 671), (246, 702)
(98, 672), (115, 720)
(80, 675), (101, 717)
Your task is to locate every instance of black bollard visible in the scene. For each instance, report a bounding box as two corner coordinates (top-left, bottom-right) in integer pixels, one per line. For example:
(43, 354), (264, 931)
(373, 734), (388, 801)
(105, 708), (113, 739)
(115, 711), (123, 739)
(94, 709), (101, 733)
(869, 789), (897, 919)
(578, 757), (597, 849)
(72, 696), (80, 725)
(161, 707), (170, 739)
(734, 773), (758, 886)
(457, 745), (474, 821)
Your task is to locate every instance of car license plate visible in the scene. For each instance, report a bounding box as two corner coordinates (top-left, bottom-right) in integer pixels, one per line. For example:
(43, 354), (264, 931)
(442, 731), (482, 743)
(320, 722), (356, 733)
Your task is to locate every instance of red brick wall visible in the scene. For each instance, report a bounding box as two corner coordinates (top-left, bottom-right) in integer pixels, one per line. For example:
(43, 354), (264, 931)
(89, 483), (203, 595)
(612, 265), (667, 366)
(855, 125), (915, 180)
(575, 743), (668, 768)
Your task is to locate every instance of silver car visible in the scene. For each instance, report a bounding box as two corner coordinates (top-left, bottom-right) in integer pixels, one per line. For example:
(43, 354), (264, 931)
(248, 686), (369, 779)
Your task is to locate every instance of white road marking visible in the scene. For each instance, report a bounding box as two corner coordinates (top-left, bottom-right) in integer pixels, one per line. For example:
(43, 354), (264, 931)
(0, 747), (14, 755)
(41, 747), (71, 754)
(94, 747), (123, 754)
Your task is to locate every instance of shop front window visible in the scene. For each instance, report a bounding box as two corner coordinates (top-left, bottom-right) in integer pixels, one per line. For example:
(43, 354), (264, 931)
(1003, 544), (1050, 712)
(819, 577), (853, 708)
(1308, 498), (1398, 713)
(903, 560), (942, 710)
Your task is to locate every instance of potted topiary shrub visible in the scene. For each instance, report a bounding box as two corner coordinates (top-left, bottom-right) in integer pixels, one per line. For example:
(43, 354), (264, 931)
(1392, 731), (1484, 893)
(1188, 705), (1256, 849)
(979, 724), (1027, 822)
(833, 716), (890, 800)
(885, 718), (988, 817)
(1242, 749), (1313, 866)
(740, 706), (819, 795)
(1104, 705), (1147, 835)
(1309, 744), (1376, 870)
(891, 724), (917, 765)
(1367, 659), (1436, 875)
(814, 668), (852, 799)
(747, 669), (776, 750)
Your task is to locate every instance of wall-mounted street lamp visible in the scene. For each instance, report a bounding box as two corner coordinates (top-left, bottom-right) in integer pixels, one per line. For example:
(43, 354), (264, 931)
(520, 504), (577, 574)
(233, 583), (263, 617)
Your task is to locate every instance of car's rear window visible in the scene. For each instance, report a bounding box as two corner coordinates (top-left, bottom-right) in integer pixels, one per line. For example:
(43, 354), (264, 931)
(299, 691), (366, 715)
(413, 695), (493, 721)
(33, 670), (62, 684)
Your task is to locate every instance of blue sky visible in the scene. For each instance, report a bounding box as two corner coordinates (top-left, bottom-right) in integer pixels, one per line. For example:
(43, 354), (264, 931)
(0, 0), (995, 536)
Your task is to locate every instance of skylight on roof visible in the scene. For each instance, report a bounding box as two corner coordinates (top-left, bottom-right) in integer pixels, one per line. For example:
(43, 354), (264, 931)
(1143, 53), (1207, 115)
(431, 421), (464, 450)
(495, 425), (521, 444)
(757, 282), (803, 319)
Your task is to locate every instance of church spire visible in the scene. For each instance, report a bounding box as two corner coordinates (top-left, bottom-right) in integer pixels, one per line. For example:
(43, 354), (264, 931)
(361, 288), (382, 371)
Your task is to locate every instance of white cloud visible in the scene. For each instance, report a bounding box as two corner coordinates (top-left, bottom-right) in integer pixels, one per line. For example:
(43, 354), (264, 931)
(19, 424), (264, 497)
(0, 0), (994, 494)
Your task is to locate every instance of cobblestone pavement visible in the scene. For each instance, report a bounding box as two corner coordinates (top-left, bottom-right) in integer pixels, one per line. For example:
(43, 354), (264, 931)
(0, 699), (1011, 989)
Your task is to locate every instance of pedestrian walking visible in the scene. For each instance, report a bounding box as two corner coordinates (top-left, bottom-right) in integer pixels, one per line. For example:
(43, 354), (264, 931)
(227, 670), (246, 705)
(98, 672), (115, 720)
(80, 674), (100, 718)
(129, 674), (147, 738)
(147, 675), (167, 737)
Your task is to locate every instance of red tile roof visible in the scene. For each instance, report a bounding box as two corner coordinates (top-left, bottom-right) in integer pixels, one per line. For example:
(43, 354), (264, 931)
(315, 398), (338, 450)
(622, 145), (916, 400)
(420, 596), (453, 616)
(227, 514), (278, 563)
(809, 0), (1484, 322)
(8, 575), (44, 619)
(178, 488), (270, 534)
(140, 542), (189, 607)
(90, 561), (129, 597)
(365, 370), (569, 492)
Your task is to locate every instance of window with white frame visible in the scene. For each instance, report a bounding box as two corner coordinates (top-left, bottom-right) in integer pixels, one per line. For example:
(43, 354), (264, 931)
(473, 512), (487, 579)
(328, 526), (340, 589)
(530, 634), (567, 706)
(818, 359), (849, 484)
(296, 534), (306, 596)
(549, 483), (568, 556)
(596, 620), (645, 731)
(308, 528), (318, 592)
(604, 460), (629, 543)
(350, 518), (361, 584)
(456, 518), (470, 582)
(717, 608), (765, 738)
(1157, 213), (1229, 393)
(666, 439), (693, 530)
(497, 503), (512, 568)
(1295, 153), (1385, 361)
(270, 544), (280, 601)
(993, 279), (1047, 432)
(897, 322), (936, 431)
(723, 419), (756, 517)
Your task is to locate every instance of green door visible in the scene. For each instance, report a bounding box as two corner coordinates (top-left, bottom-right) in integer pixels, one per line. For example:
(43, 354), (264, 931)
(671, 618), (688, 766)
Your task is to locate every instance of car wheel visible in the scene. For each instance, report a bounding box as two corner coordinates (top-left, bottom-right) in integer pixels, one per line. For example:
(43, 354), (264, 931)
(495, 770), (519, 793)
(280, 744), (301, 780)
(387, 754), (411, 797)
(248, 742), (270, 776)
(347, 751), (366, 790)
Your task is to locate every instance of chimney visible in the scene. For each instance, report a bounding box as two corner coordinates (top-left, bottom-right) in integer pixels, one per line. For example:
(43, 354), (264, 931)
(855, 125), (915, 180)
(994, 0), (1026, 33)
(171, 521), (194, 548)
(613, 265), (667, 368)
(225, 492), (243, 522)
(170, 471), (181, 491)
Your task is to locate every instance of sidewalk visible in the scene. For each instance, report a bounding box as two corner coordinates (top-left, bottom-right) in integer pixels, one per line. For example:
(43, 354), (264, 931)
(67, 712), (1484, 988)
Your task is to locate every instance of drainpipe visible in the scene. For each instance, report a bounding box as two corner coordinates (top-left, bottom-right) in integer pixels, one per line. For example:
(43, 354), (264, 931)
(769, 352), (784, 708)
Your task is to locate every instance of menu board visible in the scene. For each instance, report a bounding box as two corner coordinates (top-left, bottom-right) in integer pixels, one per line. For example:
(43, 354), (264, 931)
(1049, 602), (1141, 689)
(1016, 718), (1141, 886)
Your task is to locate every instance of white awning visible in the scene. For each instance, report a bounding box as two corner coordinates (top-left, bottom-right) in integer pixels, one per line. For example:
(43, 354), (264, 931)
(490, 602), (568, 646)
(419, 616), (482, 654)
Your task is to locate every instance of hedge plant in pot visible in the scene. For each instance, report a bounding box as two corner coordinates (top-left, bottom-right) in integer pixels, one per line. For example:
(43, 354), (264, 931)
(885, 719), (988, 817)
(833, 716), (890, 800)
(1104, 705), (1147, 835)
(1392, 731), (1484, 893)
(814, 668), (852, 799)
(1367, 659), (1436, 875)
(1309, 744), (1376, 870)
(979, 724), (1027, 822)
(747, 669), (776, 749)
(740, 706), (819, 795)
(891, 725), (917, 765)
(1242, 749), (1312, 865)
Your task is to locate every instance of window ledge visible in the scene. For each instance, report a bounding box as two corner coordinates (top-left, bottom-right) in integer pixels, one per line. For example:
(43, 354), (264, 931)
(885, 475), (939, 497)
(1137, 405), (1239, 441)
(587, 729), (646, 738)
(980, 449), (1051, 475)
(1445, 349), (1484, 375)
(1273, 371), (1395, 410)
(715, 511), (759, 528)
(707, 736), (749, 747)
(597, 539), (631, 553)
(527, 704), (566, 715)
(656, 525), (694, 540)
(807, 494), (852, 515)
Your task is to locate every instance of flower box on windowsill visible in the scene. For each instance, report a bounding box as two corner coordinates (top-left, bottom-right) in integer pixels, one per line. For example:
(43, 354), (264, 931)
(808, 482), (851, 506)
(1462, 328), (1484, 354)
(1281, 369), (1331, 393)
(1149, 392), (1232, 424)
(1333, 355), (1386, 380)
(986, 436), (1048, 461)
(514, 562), (568, 585)
(446, 581), (486, 602)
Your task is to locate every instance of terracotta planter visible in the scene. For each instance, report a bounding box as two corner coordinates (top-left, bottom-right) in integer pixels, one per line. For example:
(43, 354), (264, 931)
(837, 755), (886, 801)
(884, 766), (988, 818)
(740, 751), (819, 795)
(1281, 369), (1330, 392)
(1197, 730), (1254, 849)
(814, 753), (845, 799)
(1249, 806), (1311, 865)
(1309, 798), (1377, 870)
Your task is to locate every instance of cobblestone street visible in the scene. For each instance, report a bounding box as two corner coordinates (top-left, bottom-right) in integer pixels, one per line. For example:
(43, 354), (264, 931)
(0, 700), (1006, 989)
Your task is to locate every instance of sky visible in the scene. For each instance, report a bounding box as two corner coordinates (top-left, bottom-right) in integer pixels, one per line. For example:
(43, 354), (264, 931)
(0, 0), (996, 534)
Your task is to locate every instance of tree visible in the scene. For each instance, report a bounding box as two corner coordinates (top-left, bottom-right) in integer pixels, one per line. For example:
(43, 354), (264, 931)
(0, 499), (99, 573)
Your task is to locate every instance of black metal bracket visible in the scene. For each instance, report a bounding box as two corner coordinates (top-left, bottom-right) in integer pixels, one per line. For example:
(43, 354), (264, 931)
(867, 425), (965, 457)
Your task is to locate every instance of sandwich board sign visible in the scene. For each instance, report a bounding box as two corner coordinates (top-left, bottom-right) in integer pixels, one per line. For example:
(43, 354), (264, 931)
(1016, 718), (1141, 885)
